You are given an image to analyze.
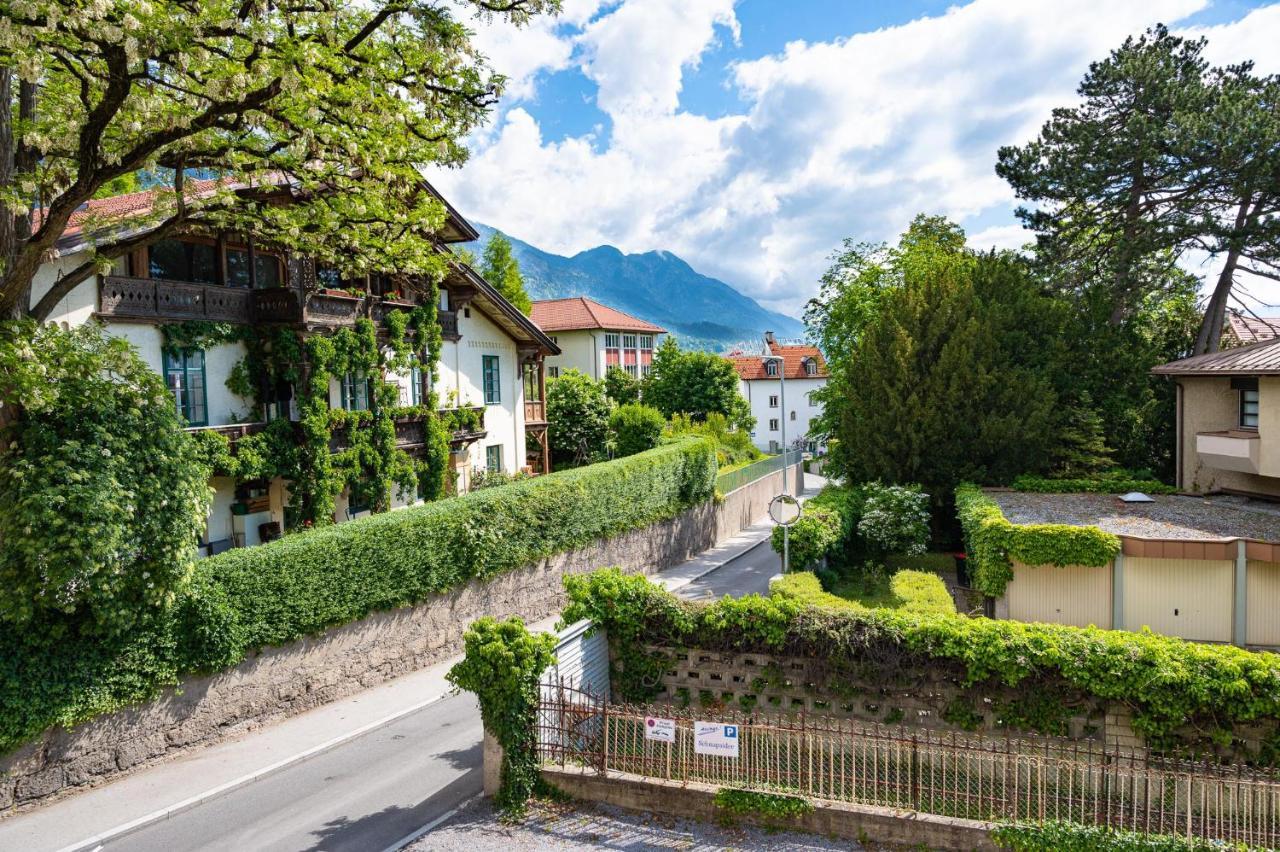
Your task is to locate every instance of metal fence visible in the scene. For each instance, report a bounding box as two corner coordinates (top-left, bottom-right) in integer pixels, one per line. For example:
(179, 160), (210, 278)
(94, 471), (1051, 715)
(535, 689), (1280, 847)
(715, 449), (804, 494)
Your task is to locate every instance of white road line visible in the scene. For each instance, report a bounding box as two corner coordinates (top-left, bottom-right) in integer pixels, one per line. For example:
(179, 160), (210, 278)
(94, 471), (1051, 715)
(54, 689), (458, 852)
(377, 795), (478, 852)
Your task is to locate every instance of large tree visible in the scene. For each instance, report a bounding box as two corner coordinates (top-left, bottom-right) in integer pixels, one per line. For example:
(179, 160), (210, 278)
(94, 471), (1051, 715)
(0, 0), (559, 320)
(480, 232), (532, 314)
(643, 338), (752, 430)
(997, 25), (1280, 354)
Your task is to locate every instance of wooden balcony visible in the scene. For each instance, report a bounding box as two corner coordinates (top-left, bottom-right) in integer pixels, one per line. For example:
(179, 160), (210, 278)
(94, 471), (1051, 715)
(100, 276), (255, 322)
(524, 400), (546, 424)
(438, 310), (460, 340)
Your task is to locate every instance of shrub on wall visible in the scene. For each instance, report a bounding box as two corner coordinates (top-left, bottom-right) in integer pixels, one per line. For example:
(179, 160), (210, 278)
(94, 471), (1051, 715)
(562, 568), (1280, 754)
(0, 438), (717, 756)
(992, 821), (1266, 851)
(609, 403), (666, 457)
(955, 483), (1121, 597)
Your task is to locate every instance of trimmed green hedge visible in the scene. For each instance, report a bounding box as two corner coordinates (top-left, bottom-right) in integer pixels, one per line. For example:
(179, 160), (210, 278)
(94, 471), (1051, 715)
(770, 570), (956, 616)
(1012, 474), (1176, 495)
(0, 438), (717, 755)
(993, 821), (1264, 851)
(956, 483), (1120, 597)
(563, 569), (1280, 750)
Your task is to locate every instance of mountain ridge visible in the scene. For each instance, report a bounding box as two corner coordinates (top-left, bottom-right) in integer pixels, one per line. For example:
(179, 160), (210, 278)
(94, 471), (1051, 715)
(467, 223), (805, 351)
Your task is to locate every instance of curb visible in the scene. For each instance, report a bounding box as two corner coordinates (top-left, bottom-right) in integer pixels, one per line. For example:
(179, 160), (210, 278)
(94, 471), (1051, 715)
(54, 688), (458, 852)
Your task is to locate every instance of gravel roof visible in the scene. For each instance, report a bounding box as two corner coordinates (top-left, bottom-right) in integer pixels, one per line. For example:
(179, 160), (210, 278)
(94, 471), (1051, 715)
(987, 491), (1280, 542)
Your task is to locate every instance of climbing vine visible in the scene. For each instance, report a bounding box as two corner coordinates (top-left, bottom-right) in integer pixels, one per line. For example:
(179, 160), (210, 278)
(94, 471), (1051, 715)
(447, 617), (557, 819)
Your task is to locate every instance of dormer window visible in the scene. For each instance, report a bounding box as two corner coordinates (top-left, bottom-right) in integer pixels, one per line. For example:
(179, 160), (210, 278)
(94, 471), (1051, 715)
(765, 360), (779, 377)
(803, 358), (817, 377)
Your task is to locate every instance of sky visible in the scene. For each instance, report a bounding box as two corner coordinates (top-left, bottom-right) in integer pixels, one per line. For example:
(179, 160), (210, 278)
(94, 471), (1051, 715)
(432, 0), (1280, 319)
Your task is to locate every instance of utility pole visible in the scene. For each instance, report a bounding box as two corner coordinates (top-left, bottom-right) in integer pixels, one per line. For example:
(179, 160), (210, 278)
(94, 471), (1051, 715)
(763, 333), (790, 571)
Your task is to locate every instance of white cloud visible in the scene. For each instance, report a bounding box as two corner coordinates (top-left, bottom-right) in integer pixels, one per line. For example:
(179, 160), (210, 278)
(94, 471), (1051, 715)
(439, 0), (1280, 317)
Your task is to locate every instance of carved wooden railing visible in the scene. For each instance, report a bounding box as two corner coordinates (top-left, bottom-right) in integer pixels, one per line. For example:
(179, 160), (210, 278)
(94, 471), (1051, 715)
(100, 276), (254, 322)
(524, 400), (546, 423)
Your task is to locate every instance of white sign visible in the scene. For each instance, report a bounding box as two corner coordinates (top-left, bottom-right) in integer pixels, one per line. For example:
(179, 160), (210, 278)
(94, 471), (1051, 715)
(694, 721), (740, 758)
(645, 716), (676, 743)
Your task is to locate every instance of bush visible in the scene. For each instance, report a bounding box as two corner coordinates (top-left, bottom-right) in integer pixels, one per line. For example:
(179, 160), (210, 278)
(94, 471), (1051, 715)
(712, 788), (814, 827)
(771, 505), (841, 570)
(0, 438), (717, 755)
(888, 570), (956, 615)
(604, 366), (641, 406)
(547, 368), (612, 467)
(956, 483), (1121, 597)
(771, 570), (955, 616)
(610, 403), (666, 457)
(992, 821), (1264, 851)
(1012, 473), (1176, 494)
(564, 568), (1280, 748)
(857, 482), (930, 557)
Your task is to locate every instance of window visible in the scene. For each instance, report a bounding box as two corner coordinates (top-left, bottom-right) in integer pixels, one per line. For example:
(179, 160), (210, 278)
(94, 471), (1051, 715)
(482, 355), (501, 404)
(340, 372), (371, 411)
(548, 366), (560, 379)
(604, 333), (621, 348)
(1242, 388), (1260, 429)
(641, 364), (652, 378)
(401, 366), (423, 407)
(226, 249), (281, 289)
(790, 410), (797, 421)
(164, 350), (208, 426)
(769, 395), (779, 408)
(438, 289), (450, 311)
(639, 335), (654, 350)
(486, 444), (503, 471)
(149, 239), (216, 284)
(317, 266), (343, 289)
(804, 358), (818, 377)
(622, 334), (637, 349)
(769, 418), (779, 432)
(765, 360), (779, 377)
(550, 335), (558, 345)
(625, 363), (638, 377)
(523, 362), (541, 401)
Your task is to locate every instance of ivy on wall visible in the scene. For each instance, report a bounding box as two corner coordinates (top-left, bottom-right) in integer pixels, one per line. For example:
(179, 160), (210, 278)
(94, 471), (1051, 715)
(955, 483), (1121, 597)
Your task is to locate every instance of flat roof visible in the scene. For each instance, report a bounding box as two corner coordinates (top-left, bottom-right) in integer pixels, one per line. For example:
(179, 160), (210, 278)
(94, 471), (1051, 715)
(987, 491), (1280, 542)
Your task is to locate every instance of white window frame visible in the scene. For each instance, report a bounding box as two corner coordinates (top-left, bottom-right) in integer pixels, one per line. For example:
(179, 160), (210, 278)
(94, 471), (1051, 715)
(769, 394), (779, 408)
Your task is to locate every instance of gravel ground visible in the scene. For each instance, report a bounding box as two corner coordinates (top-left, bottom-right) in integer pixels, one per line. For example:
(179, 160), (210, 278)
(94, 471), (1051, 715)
(989, 491), (1280, 541)
(413, 796), (874, 851)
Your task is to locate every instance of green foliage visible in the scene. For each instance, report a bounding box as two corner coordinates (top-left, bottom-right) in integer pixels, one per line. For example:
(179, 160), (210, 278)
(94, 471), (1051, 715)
(1050, 393), (1115, 477)
(857, 483), (930, 557)
(884, 552), (957, 574)
(0, 439), (716, 756)
(1012, 473), (1176, 495)
(447, 617), (556, 817)
(603, 366), (641, 406)
(160, 321), (243, 356)
(565, 569), (1280, 749)
(0, 321), (209, 633)
(771, 570), (955, 616)
(546, 369), (613, 467)
(771, 505), (841, 571)
(665, 412), (761, 469)
(955, 484), (1121, 597)
(992, 821), (1264, 851)
(889, 570), (957, 615)
(643, 338), (753, 429)
(480, 233), (532, 315)
(811, 220), (1061, 498)
(712, 788), (814, 827)
(609, 403), (665, 457)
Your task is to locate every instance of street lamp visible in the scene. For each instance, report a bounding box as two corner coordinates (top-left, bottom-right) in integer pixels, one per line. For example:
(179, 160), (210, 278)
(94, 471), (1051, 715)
(762, 350), (790, 571)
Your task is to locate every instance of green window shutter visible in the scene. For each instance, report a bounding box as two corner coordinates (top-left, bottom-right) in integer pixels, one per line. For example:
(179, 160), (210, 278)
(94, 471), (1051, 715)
(340, 373), (349, 410)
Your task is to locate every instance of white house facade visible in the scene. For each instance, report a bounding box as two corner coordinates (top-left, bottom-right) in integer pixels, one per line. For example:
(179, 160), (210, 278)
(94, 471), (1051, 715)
(529, 297), (666, 381)
(728, 333), (829, 455)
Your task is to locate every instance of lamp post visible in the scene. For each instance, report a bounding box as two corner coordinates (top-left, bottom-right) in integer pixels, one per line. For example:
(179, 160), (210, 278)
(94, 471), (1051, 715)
(763, 351), (789, 571)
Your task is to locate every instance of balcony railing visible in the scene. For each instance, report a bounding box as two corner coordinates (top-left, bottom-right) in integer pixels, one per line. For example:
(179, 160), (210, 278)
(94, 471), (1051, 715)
(100, 276), (255, 322)
(524, 400), (546, 424)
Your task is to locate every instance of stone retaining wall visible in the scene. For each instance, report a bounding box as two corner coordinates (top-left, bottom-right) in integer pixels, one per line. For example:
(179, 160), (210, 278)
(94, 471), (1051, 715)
(0, 464), (801, 815)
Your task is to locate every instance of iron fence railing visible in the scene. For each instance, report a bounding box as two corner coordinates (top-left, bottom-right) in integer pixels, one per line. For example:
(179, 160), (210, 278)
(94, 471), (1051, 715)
(535, 692), (1280, 847)
(715, 449), (803, 494)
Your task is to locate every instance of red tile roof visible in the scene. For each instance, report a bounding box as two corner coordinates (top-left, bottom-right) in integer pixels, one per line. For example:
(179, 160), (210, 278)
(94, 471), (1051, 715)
(728, 339), (829, 380)
(1227, 312), (1280, 346)
(529, 297), (666, 333)
(50, 178), (239, 243)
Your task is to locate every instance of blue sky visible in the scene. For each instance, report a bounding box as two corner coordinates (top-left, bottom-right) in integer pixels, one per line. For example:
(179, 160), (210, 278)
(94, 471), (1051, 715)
(434, 0), (1280, 317)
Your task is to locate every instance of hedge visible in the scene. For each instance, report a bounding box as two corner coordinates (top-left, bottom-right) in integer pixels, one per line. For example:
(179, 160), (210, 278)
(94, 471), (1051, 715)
(955, 483), (1120, 597)
(992, 821), (1264, 851)
(562, 569), (1280, 751)
(770, 570), (956, 616)
(1012, 474), (1176, 495)
(0, 438), (717, 755)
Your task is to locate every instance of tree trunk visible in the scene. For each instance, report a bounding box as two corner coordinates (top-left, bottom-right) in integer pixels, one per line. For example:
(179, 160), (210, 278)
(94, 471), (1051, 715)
(0, 67), (14, 289)
(1193, 194), (1255, 355)
(2, 78), (36, 320)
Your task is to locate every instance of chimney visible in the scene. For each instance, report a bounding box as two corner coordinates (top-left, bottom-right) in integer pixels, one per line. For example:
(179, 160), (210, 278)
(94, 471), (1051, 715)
(763, 331), (775, 345)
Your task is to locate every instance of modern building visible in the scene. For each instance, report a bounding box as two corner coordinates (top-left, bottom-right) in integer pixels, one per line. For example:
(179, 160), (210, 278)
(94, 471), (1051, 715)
(529, 297), (666, 381)
(727, 332), (828, 454)
(32, 179), (558, 552)
(1153, 337), (1280, 498)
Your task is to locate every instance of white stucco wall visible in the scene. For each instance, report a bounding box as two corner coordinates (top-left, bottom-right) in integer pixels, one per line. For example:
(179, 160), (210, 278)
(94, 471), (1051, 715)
(741, 376), (827, 453)
(544, 329), (603, 380)
(435, 306), (524, 475)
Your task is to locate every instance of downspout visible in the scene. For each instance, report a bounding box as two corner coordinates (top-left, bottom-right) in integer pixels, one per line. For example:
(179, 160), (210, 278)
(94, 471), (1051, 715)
(512, 352), (521, 473)
(590, 331), (600, 379)
(1175, 380), (1184, 492)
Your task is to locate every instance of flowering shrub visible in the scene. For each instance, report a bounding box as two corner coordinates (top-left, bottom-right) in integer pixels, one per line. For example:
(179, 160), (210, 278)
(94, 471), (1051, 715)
(857, 482), (930, 556)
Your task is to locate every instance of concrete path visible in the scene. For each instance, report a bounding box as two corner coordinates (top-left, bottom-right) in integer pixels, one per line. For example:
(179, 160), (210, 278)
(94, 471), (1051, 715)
(0, 476), (817, 852)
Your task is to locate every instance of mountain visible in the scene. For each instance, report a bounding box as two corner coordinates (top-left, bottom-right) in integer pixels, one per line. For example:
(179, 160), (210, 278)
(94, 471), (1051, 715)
(467, 223), (805, 351)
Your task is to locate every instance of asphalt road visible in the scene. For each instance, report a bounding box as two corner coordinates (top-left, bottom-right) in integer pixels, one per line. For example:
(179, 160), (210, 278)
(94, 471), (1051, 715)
(95, 540), (777, 852)
(106, 693), (482, 852)
(674, 537), (781, 601)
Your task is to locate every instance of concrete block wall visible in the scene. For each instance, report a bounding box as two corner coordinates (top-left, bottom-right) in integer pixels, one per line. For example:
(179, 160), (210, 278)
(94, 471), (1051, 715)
(0, 465), (800, 815)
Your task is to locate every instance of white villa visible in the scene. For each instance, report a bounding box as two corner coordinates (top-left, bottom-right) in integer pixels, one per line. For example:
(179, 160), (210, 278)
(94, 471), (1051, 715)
(728, 332), (829, 455)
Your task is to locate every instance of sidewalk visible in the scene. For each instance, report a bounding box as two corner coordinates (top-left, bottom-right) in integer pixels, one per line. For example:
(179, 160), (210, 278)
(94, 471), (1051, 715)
(0, 489), (798, 852)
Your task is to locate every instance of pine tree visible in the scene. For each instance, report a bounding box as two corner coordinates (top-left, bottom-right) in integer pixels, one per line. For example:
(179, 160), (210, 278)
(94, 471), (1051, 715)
(1050, 394), (1114, 477)
(480, 233), (533, 315)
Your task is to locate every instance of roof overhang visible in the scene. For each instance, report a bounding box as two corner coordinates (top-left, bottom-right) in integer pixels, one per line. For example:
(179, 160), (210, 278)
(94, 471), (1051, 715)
(443, 256), (559, 356)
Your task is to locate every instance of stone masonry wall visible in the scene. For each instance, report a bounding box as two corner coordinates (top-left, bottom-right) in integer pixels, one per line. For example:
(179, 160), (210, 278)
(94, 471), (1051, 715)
(0, 464), (802, 815)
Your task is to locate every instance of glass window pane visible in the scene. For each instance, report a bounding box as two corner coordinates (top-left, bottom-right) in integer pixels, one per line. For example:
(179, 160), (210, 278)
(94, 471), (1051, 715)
(255, 255), (281, 288)
(149, 239), (187, 280)
(226, 249), (250, 287)
(317, 266), (342, 289)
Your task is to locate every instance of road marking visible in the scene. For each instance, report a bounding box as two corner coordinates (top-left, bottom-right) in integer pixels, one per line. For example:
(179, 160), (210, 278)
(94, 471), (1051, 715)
(54, 690), (459, 852)
(377, 795), (479, 852)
